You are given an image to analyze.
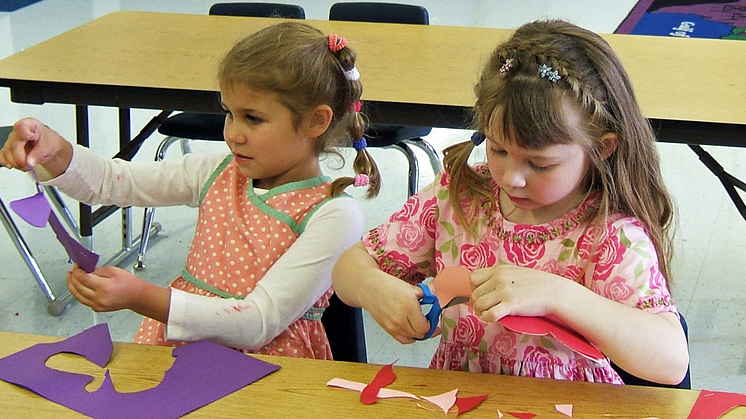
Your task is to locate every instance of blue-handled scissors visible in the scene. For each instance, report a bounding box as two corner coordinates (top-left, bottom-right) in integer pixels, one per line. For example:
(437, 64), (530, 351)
(415, 283), (442, 340)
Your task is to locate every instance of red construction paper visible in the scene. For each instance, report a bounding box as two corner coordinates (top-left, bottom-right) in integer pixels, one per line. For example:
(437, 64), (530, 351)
(0, 323), (279, 419)
(498, 315), (604, 361)
(507, 412), (536, 419)
(361, 363), (397, 405)
(687, 389), (746, 419)
(455, 394), (489, 416)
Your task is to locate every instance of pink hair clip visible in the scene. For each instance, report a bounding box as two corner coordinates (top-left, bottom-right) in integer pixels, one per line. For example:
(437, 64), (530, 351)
(499, 58), (513, 75)
(353, 174), (370, 187)
(328, 34), (348, 52)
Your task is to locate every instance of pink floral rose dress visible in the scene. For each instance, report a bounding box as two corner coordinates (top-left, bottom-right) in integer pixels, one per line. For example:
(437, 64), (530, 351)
(363, 165), (677, 384)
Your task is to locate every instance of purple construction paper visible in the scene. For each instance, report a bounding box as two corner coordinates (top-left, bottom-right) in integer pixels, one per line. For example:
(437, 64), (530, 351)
(9, 191), (51, 228)
(0, 323), (280, 419)
(47, 211), (99, 273)
(10, 186), (99, 272)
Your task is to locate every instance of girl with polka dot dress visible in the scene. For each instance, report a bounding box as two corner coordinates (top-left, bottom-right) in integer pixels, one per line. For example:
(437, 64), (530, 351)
(1, 22), (379, 359)
(332, 20), (689, 385)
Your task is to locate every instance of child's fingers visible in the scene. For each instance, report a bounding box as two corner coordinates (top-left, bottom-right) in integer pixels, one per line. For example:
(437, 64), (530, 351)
(469, 268), (493, 288)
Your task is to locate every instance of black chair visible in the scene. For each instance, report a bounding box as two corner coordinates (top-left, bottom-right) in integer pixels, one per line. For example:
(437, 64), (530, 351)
(611, 313), (691, 389)
(134, 3), (305, 270)
(328, 2), (442, 197)
(322, 293), (367, 362)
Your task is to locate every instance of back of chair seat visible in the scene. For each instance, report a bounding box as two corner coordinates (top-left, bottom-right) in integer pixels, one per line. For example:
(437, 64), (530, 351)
(329, 2), (428, 25)
(209, 2), (305, 18)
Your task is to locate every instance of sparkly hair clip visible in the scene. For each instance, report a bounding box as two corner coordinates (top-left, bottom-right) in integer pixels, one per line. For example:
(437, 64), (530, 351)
(353, 173), (370, 187)
(344, 67), (360, 81)
(538, 64), (561, 83)
(328, 34), (348, 52)
(471, 132), (486, 146)
(353, 137), (367, 151)
(499, 58), (513, 75)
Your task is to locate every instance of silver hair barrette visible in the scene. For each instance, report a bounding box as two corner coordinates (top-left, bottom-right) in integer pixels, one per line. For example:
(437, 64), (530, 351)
(499, 58), (513, 74)
(538, 64), (561, 83)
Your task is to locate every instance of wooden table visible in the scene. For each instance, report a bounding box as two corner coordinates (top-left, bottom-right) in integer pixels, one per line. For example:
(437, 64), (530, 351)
(0, 11), (743, 276)
(0, 330), (705, 418)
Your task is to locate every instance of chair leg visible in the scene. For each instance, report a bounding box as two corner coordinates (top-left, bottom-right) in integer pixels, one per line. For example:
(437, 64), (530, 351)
(134, 136), (183, 270)
(392, 142), (419, 197)
(404, 138), (442, 176)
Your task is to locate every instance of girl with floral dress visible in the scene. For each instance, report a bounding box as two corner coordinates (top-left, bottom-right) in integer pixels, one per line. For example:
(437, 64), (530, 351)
(1, 22), (379, 359)
(333, 20), (689, 385)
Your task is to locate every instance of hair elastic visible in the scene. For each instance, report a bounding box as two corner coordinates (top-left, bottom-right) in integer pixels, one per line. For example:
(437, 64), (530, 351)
(344, 67), (360, 81)
(353, 137), (367, 151)
(538, 64), (561, 83)
(353, 173), (370, 187)
(328, 34), (347, 52)
(350, 101), (362, 113)
(471, 132), (486, 146)
(499, 58), (513, 75)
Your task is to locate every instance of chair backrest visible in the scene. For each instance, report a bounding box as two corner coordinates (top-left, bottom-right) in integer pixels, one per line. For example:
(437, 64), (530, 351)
(611, 313), (691, 389)
(209, 2), (305, 18)
(329, 2), (429, 25)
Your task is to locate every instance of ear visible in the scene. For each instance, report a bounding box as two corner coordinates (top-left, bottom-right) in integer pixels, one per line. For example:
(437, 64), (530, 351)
(600, 133), (618, 159)
(303, 105), (333, 138)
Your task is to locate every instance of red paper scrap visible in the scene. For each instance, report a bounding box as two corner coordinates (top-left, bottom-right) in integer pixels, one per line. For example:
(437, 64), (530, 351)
(455, 394), (489, 416)
(687, 389), (746, 419)
(360, 363), (397, 405)
(507, 412), (536, 419)
(498, 315), (604, 360)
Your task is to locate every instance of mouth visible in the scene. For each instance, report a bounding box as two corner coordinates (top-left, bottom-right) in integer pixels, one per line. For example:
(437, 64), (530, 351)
(233, 152), (252, 163)
(505, 192), (529, 205)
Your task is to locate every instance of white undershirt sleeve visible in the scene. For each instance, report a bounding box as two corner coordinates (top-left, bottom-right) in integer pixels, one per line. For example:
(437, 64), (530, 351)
(165, 195), (365, 349)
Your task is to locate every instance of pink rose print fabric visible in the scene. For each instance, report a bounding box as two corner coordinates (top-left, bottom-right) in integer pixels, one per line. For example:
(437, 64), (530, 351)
(363, 166), (677, 384)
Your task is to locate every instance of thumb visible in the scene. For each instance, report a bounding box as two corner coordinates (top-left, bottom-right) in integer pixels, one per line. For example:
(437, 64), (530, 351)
(12, 119), (43, 167)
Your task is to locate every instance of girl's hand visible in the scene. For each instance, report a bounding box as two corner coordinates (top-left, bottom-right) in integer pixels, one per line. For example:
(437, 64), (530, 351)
(67, 265), (146, 313)
(470, 265), (567, 322)
(0, 118), (72, 176)
(364, 279), (430, 344)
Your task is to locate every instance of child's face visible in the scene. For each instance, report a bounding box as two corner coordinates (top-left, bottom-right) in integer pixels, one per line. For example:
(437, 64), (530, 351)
(220, 82), (321, 189)
(485, 132), (590, 223)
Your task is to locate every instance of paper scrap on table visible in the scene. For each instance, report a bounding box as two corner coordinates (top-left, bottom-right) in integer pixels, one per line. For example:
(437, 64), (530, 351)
(555, 404), (573, 417)
(326, 378), (419, 400)
(455, 394), (489, 416)
(0, 323), (279, 419)
(507, 412), (536, 419)
(361, 362), (397, 405)
(686, 389), (746, 419)
(10, 179), (99, 272)
(421, 389), (458, 414)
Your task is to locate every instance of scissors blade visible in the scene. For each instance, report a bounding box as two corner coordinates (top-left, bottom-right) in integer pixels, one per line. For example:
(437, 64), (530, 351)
(443, 296), (470, 308)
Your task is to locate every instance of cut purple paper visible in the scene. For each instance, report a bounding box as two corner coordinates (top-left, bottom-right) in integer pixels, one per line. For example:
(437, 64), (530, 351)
(48, 211), (99, 273)
(9, 190), (51, 228)
(0, 323), (280, 419)
(10, 177), (99, 272)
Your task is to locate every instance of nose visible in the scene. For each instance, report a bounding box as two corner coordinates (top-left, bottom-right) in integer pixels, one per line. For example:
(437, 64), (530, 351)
(501, 161), (526, 189)
(223, 117), (245, 144)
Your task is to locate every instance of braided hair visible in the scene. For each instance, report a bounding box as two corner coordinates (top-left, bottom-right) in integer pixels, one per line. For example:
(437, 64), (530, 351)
(443, 20), (676, 284)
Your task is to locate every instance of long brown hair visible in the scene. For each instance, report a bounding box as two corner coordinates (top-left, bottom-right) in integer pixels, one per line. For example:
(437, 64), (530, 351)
(443, 20), (676, 284)
(218, 21), (380, 198)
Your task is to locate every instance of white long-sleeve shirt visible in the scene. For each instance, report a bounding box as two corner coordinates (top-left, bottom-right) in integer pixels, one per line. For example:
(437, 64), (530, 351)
(43, 145), (364, 349)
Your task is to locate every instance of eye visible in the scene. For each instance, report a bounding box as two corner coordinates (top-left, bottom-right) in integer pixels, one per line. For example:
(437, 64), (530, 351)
(528, 161), (552, 172)
(245, 113), (263, 124)
(489, 147), (508, 157)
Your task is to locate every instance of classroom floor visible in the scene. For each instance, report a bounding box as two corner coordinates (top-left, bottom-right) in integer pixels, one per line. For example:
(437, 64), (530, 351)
(1, 0), (745, 393)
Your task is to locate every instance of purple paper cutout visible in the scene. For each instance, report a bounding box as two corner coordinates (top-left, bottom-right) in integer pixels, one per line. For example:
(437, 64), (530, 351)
(47, 211), (99, 273)
(0, 323), (280, 419)
(9, 191), (51, 228)
(10, 176), (99, 272)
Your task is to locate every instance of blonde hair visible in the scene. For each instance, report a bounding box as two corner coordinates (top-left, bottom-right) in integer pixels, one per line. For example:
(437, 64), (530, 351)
(218, 21), (380, 198)
(444, 20), (675, 283)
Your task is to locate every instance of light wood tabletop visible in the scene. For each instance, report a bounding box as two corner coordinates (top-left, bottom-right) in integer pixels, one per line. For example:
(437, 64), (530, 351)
(0, 10), (744, 144)
(0, 329), (705, 418)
